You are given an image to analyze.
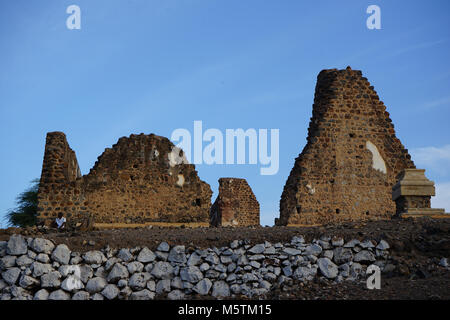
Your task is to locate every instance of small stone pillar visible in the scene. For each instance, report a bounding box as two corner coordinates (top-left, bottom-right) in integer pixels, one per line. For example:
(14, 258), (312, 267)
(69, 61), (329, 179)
(392, 169), (446, 217)
(210, 178), (260, 227)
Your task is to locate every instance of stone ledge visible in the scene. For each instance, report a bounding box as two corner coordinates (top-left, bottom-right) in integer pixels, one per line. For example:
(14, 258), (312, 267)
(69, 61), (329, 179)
(400, 208), (448, 219)
(392, 169), (436, 201)
(94, 222), (209, 230)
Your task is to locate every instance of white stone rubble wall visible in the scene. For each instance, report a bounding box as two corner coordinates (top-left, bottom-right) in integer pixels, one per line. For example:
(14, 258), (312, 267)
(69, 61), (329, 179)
(0, 234), (392, 300)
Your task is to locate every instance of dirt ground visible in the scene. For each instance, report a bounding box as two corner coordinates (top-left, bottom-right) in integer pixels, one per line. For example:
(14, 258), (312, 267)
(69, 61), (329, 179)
(1, 217), (449, 300)
(2, 217), (448, 255)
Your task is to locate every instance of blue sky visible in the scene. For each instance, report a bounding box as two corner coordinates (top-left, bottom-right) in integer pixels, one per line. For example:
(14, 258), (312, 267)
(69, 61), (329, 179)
(0, 0), (449, 227)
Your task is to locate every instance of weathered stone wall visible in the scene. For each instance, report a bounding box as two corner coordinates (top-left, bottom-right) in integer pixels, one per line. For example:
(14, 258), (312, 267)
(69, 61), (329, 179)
(210, 178), (260, 227)
(37, 132), (212, 225)
(278, 67), (415, 226)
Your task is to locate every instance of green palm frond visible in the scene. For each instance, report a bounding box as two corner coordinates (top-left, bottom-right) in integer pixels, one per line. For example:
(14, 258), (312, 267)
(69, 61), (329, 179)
(4, 179), (39, 228)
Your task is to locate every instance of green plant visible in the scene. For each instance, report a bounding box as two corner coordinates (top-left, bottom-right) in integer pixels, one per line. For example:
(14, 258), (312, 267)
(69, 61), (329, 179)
(4, 179), (39, 228)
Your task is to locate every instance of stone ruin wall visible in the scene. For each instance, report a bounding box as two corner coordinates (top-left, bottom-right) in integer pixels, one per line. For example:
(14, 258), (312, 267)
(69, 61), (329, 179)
(37, 132), (212, 225)
(278, 67), (415, 225)
(210, 178), (260, 227)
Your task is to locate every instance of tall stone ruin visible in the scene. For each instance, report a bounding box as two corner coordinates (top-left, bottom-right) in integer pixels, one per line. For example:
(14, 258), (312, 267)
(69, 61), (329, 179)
(37, 132), (212, 225)
(277, 67), (415, 225)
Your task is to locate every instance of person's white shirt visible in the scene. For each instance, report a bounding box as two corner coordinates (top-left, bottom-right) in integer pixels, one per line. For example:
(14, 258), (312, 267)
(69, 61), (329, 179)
(55, 217), (66, 228)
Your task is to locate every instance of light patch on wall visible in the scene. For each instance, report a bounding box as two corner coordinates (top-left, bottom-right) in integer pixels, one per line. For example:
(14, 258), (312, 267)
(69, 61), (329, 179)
(366, 141), (387, 174)
(168, 146), (188, 167)
(176, 174), (185, 187)
(150, 148), (159, 161)
(306, 183), (315, 194)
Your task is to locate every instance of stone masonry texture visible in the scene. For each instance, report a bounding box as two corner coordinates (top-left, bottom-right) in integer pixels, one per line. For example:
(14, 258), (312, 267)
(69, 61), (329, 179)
(37, 132), (212, 225)
(278, 67), (415, 225)
(210, 178), (260, 227)
(0, 234), (393, 300)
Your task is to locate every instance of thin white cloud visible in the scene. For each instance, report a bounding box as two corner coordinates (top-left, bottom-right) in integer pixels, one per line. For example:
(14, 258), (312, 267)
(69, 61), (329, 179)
(383, 39), (447, 59)
(423, 96), (450, 109)
(411, 145), (450, 171)
(432, 182), (450, 213)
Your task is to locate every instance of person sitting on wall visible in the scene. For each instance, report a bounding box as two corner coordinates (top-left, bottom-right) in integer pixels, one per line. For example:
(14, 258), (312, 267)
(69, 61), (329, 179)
(52, 213), (66, 230)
